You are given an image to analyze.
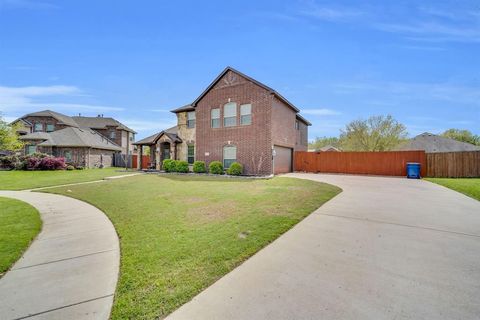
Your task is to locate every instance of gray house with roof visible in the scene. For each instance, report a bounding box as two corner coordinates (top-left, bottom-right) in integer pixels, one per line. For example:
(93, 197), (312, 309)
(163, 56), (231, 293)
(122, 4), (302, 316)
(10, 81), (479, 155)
(395, 132), (480, 153)
(12, 110), (135, 168)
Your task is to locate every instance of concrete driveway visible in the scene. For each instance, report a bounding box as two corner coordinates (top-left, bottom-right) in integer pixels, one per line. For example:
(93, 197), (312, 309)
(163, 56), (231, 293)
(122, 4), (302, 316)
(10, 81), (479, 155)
(167, 173), (480, 320)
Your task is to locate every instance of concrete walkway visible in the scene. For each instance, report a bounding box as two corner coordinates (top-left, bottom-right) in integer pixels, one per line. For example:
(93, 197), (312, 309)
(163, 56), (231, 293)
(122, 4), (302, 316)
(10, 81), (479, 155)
(167, 173), (480, 320)
(0, 191), (119, 320)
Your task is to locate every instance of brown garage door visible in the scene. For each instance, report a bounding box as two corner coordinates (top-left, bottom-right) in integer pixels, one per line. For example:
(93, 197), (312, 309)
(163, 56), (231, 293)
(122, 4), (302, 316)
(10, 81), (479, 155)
(274, 145), (293, 174)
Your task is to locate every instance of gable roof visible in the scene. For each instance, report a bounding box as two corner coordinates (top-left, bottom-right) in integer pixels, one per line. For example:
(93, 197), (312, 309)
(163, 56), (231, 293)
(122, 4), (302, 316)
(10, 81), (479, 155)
(395, 132), (480, 153)
(20, 127), (122, 151)
(170, 67), (309, 120)
(23, 110), (79, 127)
(133, 126), (181, 145)
(296, 114), (312, 126)
(72, 116), (136, 133)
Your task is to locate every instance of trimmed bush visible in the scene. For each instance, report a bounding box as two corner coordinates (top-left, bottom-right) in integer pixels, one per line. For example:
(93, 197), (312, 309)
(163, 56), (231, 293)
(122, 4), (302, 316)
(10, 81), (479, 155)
(209, 161), (223, 175)
(163, 159), (176, 172)
(226, 162), (243, 176)
(66, 165), (75, 171)
(0, 155), (18, 170)
(175, 160), (189, 173)
(192, 161), (206, 173)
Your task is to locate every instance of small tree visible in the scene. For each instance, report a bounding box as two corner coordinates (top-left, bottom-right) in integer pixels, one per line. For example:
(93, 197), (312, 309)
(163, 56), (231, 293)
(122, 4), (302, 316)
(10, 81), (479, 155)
(340, 115), (408, 151)
(0, 115), (24, 152)
(309, 136), (341, 150)
(442, 129), (480, 146)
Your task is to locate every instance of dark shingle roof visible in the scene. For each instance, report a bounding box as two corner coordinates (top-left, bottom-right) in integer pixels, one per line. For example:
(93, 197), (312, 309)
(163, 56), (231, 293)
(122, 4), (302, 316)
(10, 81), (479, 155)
(72, 116), (136, 133)
(23, 110), (79, 127)
(20, 127), (122, 151)
(395, 132), (480, 153)
(133, 126), (181, 145)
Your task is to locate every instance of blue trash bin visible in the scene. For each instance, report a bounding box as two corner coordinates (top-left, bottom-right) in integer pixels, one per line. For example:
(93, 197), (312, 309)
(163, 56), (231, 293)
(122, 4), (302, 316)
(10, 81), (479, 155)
(406, 162), (421, 179)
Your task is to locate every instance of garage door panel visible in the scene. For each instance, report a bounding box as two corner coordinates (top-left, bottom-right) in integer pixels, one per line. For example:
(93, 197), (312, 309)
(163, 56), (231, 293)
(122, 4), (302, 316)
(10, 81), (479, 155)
(274, 146), (292, 174)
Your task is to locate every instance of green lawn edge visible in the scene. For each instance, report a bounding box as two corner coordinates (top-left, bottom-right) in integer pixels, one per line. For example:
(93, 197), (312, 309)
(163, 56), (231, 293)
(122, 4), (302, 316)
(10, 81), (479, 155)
(0, 197), (42, 276)
(0, 167), (132, 191)
(43, 175), (341, 319)
(425, 178), (480, 201)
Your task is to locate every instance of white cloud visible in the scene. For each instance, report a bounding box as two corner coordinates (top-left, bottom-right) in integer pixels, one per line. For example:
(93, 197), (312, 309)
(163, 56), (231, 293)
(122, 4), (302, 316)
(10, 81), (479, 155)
(0, 85), (124, 113)
(302, 108), (340, 116)
(119, 119), (177, 133)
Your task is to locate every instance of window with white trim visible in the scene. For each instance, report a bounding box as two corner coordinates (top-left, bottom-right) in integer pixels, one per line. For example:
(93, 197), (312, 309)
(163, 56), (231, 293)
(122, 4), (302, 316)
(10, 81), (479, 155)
(211, 108), (220, 128)
(26, 145), (36, 155)
(223, 145), (237, 169)
(64, 150), (72, 162)
(187, 145), (195, 164)
(110, 131), (116, 139)
(46, 124), (55, 132)
(187, 111), (196, 128)
(223, 102), (237, 127)
(240, 104), (252, 125)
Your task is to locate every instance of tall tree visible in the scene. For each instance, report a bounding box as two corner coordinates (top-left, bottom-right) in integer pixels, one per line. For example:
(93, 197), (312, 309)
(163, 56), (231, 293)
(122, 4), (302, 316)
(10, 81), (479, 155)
(441, 129), (480, 146)
(340, 115), (408, 151)
(0, 115), (24, 152)
(308, 136), (341, 150)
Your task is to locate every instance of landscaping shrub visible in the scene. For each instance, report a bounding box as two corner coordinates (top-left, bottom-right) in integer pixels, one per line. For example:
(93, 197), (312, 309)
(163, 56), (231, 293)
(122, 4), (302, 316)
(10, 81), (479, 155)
(163, 159), (176, 172)
(226, 162), (243, 176)
(192, 161), (206, 173)
(209, 161), (223, 174)
(175, 160), (189, 173)
(25, 155), (66, 170)
(0, 155), (18, 170)
(66, 165), (75, 171)
(75, 165), (85, 170)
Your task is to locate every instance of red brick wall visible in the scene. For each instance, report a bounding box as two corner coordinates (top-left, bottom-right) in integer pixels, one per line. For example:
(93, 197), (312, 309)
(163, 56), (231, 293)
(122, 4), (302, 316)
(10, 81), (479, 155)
(271, 97), (297, 149)
(296, 121), (308, 151)
(195, 70), (273, 175)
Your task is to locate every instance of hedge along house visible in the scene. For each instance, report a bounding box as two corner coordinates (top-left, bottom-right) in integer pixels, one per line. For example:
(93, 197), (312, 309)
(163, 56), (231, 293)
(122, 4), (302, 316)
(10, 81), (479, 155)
(19, 127), (122, 168)
(135, 67), (310, 175)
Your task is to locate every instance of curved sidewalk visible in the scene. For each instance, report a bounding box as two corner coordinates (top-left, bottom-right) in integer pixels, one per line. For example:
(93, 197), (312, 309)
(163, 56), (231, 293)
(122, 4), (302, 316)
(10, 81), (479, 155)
(0, 191), (119, 320)
(167, 173), (480, 320)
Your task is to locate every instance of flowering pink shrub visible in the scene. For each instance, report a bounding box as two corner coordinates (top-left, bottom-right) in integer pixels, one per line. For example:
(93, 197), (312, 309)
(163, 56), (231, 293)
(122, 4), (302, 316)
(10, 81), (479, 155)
(26, 156), (66, 170)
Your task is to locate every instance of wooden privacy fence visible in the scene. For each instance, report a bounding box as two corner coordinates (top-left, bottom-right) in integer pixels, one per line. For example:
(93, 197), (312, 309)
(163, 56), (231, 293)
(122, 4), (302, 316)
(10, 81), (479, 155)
(294, 151), (427, 177)
(426, 151), (480, 178)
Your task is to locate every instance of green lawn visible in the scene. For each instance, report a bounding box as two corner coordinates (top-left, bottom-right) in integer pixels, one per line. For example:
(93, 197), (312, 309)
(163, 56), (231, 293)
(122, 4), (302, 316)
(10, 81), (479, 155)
(45, 174), (341, 319)
(426, 178), (480, 201)
(0, 197), (42, 276)
(0, 167), (131, 190)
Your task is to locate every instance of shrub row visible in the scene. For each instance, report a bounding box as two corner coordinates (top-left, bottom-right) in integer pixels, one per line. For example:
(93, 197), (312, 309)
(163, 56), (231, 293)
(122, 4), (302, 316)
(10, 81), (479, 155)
(0, 153), (67, 170)
(161, 159), (243, 175)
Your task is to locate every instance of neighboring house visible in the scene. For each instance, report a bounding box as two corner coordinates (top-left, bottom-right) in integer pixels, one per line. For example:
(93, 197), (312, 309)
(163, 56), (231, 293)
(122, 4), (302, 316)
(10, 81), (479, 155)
(11, 110), (135, 167)
(316, 145), (341, 152)
(19, 127), (122, 168)
(395, 132), (480, 153)
(134, 66), (311, 175)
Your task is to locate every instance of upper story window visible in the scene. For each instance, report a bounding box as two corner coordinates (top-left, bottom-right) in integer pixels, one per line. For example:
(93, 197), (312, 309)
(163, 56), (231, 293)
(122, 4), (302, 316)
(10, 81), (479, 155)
(130, 134), (135, 142)
(211, 108), (220, 128)
(223, 102), (237, 127)
(187, 144), (195, 164)
(187, 111), (196, 128)
(295, 120), (299, 130)
(223, 145), (237, 169)
(34, 123), (43, 132)
(110, 131), (116, 139)
(46, 124), (55, 132)
(240, 104), (252, 125)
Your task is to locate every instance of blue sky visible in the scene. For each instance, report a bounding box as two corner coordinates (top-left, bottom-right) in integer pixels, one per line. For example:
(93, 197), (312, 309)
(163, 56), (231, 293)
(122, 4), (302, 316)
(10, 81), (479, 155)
(0, 0), (479, 140)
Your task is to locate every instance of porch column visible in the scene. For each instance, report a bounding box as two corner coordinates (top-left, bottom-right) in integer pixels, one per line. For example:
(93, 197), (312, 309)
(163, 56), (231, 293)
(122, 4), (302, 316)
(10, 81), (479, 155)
(155, 143), (161, 170)
(137, 145), (142, 170)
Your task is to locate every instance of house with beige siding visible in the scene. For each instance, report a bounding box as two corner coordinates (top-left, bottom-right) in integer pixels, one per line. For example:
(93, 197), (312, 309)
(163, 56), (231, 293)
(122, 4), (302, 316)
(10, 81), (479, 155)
(134, 67), (310, 175)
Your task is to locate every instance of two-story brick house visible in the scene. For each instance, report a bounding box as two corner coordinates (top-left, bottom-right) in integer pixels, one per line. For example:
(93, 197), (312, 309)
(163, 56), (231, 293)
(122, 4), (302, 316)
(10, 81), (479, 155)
(134, 67), (310, 175)
(12, 110), (135, 168)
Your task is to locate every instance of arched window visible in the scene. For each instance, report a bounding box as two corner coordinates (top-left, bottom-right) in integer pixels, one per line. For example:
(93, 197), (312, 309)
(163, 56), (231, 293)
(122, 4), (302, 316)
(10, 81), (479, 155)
(223, 102), (237, 127)
(223, 145), (237, 168)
